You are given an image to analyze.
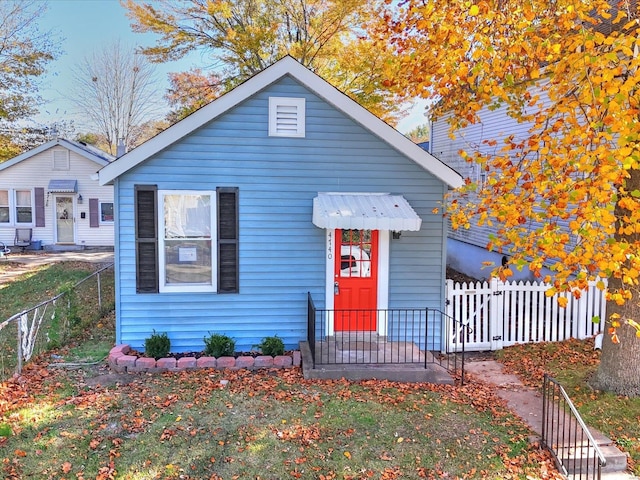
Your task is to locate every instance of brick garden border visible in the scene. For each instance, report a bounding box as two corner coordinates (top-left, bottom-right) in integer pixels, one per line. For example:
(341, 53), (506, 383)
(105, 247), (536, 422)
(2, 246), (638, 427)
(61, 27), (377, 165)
(108, 344), (302, 374)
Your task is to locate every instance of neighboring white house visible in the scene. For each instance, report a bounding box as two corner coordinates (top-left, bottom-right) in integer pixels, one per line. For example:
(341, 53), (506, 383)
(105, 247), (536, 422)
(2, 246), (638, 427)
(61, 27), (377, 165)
(0, 138), (115, 250)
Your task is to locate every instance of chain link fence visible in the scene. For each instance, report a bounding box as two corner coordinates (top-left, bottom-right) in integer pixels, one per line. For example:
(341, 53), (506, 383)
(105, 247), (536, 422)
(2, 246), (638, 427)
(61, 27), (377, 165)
(0, 263), (114, 381)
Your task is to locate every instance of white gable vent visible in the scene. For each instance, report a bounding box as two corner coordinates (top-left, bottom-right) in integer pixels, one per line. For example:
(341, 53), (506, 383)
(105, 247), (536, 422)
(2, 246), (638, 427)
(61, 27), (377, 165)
(269, 97), (305, 138)
(53, 150), (70, 171)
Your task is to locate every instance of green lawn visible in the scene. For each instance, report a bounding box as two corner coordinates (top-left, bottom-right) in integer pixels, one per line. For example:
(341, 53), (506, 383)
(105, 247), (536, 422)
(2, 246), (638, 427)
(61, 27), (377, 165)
(0, 260), (115, 381)
(0, 261), (98, 319)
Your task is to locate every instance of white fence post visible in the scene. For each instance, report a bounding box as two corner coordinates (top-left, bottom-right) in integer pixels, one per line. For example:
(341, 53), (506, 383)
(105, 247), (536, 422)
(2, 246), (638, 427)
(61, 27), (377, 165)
(489, 277), (503, 350)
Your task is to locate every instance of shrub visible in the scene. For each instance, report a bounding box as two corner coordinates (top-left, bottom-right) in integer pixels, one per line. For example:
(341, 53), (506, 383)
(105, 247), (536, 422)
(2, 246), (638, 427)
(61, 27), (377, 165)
(255, 335), (285, 357)
(144, 330), (171, 359)
(204, 333), (236, 357)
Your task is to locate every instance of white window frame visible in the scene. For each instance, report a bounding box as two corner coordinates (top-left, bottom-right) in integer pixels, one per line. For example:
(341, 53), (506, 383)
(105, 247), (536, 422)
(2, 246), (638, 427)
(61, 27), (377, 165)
(14, 189), (33, 225)
(99, 201), (114, 224)
(0, 189), (9, 224)
(0, 189), (34, 226)
(158, 190), (217, 293)
(268, 97), (306, 138)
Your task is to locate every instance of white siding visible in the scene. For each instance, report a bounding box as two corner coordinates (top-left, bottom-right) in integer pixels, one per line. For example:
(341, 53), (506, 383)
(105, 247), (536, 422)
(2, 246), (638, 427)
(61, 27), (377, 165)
(0, 146), (113, 247)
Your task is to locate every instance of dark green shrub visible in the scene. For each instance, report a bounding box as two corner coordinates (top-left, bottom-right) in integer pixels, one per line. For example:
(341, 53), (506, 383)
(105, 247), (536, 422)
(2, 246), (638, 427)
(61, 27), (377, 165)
(254, 335), (285, 356)
(144, 330), (171, 359)
(203, 333), (235, 357)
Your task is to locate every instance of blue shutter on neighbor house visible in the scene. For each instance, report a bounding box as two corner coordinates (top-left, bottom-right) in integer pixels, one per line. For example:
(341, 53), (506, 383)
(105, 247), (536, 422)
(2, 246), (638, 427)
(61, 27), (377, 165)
(135, 185), (159, 293)
(89, 198), (99, 227)
(217, 187), (239, 293)
(34, 188), (45, 227)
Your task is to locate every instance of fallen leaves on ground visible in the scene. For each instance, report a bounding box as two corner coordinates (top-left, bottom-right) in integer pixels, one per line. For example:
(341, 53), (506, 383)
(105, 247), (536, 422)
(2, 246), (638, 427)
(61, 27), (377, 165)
(0, 357), (565, 479)
(496, 337), (600, 387)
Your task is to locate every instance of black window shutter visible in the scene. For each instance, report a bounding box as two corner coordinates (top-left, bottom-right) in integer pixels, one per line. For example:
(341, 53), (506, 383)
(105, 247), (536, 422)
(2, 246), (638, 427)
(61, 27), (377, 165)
(217, 187), (239, 293)
(34, 188), (45, 227)
(89, 198), (99, 227)
(135, 185), (158, 293)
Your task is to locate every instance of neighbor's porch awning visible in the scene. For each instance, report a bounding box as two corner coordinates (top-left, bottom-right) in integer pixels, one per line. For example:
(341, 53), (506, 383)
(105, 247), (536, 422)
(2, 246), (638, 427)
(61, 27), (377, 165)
(48, 179), (78, 193)
(312, 193), (422, 231)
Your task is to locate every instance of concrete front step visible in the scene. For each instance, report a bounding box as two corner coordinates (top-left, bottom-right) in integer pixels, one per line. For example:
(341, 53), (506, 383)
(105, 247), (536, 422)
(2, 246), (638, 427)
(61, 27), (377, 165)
(552, 425), (630, 478)
(299, 341), (454, 384)
(559, 443), (628, 475)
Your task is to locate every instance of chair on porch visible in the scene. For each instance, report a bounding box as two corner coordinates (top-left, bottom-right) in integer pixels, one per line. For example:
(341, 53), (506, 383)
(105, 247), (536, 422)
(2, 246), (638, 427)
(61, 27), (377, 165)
(14, 228), (32, 252)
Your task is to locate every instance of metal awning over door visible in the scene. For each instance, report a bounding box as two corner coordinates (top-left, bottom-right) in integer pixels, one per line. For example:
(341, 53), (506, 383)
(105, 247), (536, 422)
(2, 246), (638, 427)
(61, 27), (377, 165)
(312, 193), (422, 231)
(48, 179), (78, 193)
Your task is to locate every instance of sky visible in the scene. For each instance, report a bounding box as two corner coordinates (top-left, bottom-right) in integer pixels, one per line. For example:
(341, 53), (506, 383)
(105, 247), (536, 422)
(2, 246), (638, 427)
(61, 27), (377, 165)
(33, 0), (427, 135)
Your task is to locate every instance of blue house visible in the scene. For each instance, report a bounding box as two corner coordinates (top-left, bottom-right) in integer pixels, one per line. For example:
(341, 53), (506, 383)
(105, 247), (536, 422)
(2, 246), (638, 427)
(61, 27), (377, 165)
(99, 57), (463, 360)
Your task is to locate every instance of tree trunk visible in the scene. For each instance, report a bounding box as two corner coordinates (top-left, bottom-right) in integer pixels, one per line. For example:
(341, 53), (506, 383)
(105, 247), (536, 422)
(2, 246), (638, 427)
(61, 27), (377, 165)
(594, 167), (640, 396)
(594, 290), (640, 396)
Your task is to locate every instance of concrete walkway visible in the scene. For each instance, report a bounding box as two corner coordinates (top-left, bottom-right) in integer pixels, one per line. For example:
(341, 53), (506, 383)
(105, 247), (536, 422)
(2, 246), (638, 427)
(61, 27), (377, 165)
(465, 360), (636, 479)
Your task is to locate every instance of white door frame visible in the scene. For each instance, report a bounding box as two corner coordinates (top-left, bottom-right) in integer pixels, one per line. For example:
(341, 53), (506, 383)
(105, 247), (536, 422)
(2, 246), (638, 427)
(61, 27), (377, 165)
(53, 194), (77, 244)
(323, 229), (390, 336)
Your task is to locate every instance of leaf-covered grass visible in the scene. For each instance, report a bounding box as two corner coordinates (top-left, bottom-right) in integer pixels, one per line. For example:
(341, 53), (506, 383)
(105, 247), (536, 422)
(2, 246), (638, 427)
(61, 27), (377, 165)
(0, 261), (115, 381)
(496, 339), (640, 476)
(0, 262), (98, 320)
(0, 364), (562, 479)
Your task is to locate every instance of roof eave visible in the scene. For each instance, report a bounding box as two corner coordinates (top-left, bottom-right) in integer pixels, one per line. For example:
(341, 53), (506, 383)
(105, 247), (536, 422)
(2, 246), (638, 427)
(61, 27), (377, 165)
(0, 138), (112, 172)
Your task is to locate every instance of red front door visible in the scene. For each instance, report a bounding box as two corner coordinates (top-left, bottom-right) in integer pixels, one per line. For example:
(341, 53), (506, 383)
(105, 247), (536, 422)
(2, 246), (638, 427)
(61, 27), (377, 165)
(334, 229), (378, 331)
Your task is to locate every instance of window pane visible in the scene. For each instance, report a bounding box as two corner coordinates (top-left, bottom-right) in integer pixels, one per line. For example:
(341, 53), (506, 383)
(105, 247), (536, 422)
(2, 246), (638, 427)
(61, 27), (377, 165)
(0, 191), (8, 223)
(164, 240), (212, 285)
(16, 190), (31, 206)
(162, 192), (213, 288)
(15, 190), (32, 223)
(16, 207), (32, 223)
(340, 229), (372, 278)
(164, 194), (211, 239)
(101, 202), (114, 222)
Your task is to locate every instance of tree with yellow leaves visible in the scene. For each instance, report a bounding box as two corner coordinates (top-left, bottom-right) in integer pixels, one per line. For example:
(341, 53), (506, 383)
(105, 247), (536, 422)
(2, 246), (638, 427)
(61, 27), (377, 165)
(123, 0), (407, 123)
(383, 0), (640, 395)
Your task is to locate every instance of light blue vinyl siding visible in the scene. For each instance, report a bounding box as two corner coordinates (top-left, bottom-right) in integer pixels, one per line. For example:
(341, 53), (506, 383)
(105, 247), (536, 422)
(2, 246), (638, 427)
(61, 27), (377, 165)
(115, 77), (448, 352)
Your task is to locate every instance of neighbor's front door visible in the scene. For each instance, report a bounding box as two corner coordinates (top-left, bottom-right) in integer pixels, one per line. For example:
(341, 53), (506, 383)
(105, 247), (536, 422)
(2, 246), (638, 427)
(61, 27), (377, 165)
(55, 196), (75, 244)
(334, 229), (378, 331)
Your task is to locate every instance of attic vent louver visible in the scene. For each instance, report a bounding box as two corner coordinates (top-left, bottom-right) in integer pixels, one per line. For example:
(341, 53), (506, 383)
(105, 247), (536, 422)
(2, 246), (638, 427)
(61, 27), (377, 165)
(53, 150), (70, 171)
(269, 97), (305, 138)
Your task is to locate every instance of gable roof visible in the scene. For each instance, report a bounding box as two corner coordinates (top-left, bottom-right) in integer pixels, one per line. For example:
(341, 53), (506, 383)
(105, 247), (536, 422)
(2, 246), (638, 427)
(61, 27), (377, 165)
(99, 56), (463, 188)
(0, 138), (114, 172)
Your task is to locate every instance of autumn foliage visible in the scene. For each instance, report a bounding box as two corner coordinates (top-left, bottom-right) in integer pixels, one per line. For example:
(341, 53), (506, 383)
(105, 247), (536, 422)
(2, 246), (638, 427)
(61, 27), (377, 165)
(382, 0), (640, 394)
(123, 0), (408, 124)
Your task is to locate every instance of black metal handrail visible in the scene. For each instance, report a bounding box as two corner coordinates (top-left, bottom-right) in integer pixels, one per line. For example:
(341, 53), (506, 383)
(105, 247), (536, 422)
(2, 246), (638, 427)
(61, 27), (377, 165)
(542, 374), (606, 479)
(306, 293), (467, 383)
(307, 292), (317, 367)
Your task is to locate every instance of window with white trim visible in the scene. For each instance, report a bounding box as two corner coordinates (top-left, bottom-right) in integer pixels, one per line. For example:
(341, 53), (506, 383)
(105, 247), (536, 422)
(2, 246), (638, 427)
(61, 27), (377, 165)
(269, 97), (305, 137)
(52, 150), (70, 170)
(0, 190), (9, 223)
(100, 202), (114, 223)
(158, 191), (216, 293)
(15, 190), (32, 224)
(0, 189), (33, 225)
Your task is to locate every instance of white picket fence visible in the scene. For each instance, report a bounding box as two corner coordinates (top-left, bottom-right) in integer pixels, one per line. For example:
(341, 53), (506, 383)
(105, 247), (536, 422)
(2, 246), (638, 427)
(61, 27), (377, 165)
(445, 278), (606, 351)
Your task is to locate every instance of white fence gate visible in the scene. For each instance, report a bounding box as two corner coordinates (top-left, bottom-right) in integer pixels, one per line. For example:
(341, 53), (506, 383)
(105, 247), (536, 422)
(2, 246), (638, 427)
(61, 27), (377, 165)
(445, 278), (606, 351)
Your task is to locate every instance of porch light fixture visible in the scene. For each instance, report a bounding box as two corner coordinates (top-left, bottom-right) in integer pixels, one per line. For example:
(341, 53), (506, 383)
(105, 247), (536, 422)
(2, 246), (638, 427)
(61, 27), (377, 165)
(77, 194), (83, 204)
(392, 231), (401, 239)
